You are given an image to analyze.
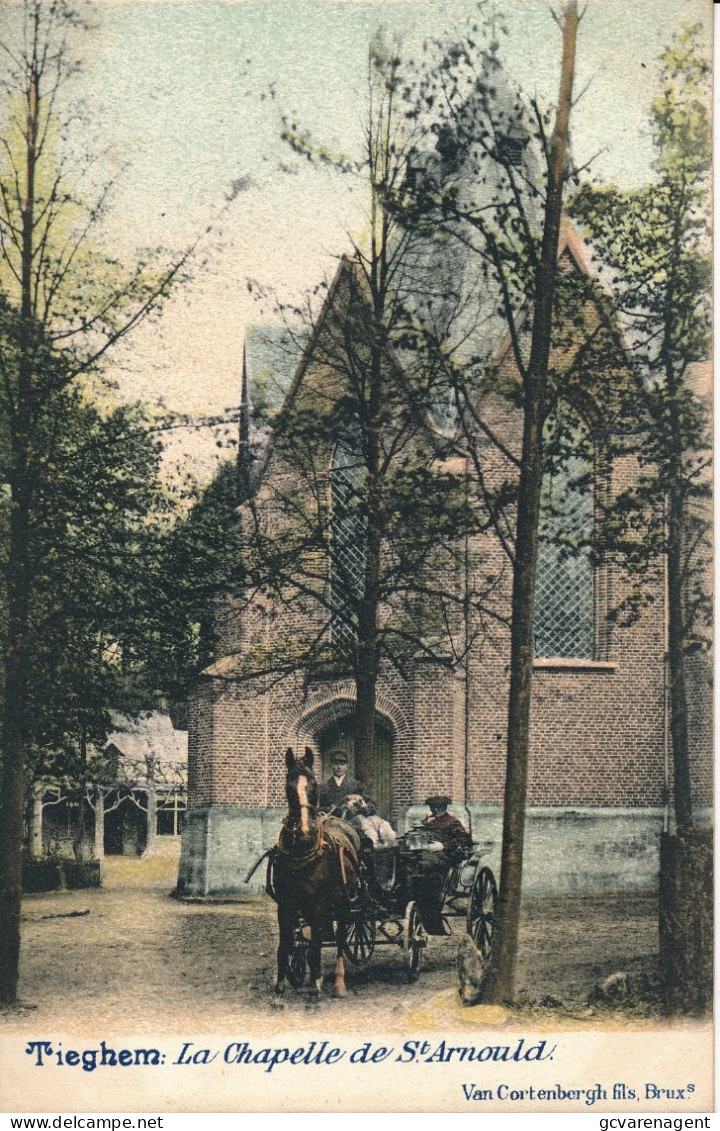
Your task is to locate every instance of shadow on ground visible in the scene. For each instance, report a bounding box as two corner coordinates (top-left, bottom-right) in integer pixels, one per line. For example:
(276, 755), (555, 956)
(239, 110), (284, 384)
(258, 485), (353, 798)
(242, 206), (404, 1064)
(2, 852), (664, 1036)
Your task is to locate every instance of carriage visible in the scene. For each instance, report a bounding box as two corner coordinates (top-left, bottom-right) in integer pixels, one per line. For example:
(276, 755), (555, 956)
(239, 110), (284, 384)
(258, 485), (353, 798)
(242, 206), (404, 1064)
(269, 822), (498, 987)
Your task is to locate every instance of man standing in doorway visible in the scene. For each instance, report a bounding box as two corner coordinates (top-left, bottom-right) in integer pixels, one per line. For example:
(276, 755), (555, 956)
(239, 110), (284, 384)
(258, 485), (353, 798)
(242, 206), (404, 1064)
(318, 749), (367, 813)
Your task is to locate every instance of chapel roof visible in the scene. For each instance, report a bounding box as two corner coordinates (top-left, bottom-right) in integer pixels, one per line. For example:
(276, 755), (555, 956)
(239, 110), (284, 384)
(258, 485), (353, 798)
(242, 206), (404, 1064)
(244, 323), (307, 417)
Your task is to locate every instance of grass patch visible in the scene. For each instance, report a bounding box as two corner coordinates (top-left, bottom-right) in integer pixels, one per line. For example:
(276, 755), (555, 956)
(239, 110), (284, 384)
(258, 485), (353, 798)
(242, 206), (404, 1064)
(102, 854), (179, 889)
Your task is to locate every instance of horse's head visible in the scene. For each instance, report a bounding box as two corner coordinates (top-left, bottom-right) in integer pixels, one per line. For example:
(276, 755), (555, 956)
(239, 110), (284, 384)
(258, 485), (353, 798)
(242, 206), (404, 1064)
(284, 746), (319, 829)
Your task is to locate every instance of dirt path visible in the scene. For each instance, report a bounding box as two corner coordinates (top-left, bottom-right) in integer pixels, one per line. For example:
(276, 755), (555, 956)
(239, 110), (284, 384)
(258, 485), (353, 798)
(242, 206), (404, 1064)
(2, 853), (663, 1037)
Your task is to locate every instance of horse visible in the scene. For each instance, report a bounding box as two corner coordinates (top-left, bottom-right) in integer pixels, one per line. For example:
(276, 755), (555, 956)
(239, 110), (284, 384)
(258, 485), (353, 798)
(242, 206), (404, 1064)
(273, 746), (360, 999)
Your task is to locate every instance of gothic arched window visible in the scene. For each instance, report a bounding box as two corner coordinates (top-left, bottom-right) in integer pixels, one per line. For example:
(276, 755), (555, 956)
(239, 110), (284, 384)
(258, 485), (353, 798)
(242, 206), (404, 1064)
(330, 425), (367, 644)
(533, 409), (594, 660)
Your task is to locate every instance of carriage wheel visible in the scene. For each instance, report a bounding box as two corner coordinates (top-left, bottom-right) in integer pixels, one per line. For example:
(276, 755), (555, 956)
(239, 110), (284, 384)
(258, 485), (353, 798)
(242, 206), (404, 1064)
(287, 921), (308, 989)
(402, 900), (427, 983)
(467, 866), (498, 959)
(343, 912), (377, 967)
(438, 864), (460, 933)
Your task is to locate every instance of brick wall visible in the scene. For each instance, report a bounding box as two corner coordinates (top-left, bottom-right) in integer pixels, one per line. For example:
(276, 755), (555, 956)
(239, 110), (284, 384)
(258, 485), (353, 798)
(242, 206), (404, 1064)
(186, 256), (711, 821)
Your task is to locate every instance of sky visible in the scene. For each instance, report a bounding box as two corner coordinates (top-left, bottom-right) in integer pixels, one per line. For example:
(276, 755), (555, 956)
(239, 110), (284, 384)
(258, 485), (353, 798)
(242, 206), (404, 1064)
(7, 0), (713, 482)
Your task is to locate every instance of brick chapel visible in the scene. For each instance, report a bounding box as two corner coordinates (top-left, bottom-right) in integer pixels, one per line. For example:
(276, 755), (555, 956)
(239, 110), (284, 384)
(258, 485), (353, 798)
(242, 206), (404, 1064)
(177, 223), (711, 898)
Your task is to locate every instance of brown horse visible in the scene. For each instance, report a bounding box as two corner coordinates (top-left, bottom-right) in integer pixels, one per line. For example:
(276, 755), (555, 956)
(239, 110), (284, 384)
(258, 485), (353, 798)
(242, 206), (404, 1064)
(273, 746), (360, 999)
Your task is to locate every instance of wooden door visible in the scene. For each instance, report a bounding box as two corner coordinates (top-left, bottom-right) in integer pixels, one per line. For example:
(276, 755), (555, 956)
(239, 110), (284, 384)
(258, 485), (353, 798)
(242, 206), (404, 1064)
(318, 717), (393, 818)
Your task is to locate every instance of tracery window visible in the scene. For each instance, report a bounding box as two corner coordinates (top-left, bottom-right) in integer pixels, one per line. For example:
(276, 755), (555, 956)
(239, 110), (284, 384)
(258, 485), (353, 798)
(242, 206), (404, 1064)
(330, 425), (367, 645)
(533, 409), (594, 660)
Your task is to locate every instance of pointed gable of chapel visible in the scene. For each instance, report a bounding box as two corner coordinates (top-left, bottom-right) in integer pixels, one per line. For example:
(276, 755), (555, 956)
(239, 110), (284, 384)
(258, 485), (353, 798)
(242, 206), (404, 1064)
(246, 218), (633, 491)
(479, 216), (634, 437)
(246, 253), (450, 502)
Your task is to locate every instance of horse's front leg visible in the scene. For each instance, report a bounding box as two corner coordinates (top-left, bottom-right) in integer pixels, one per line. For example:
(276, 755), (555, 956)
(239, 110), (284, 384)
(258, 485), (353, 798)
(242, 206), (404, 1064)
(275, 908), (294, 996)
(333, 917), (348, 998)
(307, 919), (324, 1000)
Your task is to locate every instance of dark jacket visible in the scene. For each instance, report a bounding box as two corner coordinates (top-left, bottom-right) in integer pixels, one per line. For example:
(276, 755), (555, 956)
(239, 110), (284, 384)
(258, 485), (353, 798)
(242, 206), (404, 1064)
(423, 811), (472, 854)
(318, 773), (365, 813)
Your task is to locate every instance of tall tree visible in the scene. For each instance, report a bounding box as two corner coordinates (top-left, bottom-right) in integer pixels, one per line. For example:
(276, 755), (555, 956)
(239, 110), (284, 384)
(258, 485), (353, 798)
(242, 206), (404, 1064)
(16, 387), (171, 857)
(571, 22), (712, 831)
(0, 0), (187, 1005)
(244, 38), (486, 788)
(391, 0), (581, 1001)
(486, 0), (579, 1006)
(20, 391), (169, 747)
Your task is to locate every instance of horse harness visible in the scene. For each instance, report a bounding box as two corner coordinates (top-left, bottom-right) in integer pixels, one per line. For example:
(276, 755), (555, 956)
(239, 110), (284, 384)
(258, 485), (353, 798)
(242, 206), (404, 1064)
(271, 815), (360, 896)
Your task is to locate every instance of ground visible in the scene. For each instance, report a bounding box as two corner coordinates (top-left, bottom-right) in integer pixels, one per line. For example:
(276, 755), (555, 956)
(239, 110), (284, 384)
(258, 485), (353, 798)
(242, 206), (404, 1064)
(0, 848), (670, 1037)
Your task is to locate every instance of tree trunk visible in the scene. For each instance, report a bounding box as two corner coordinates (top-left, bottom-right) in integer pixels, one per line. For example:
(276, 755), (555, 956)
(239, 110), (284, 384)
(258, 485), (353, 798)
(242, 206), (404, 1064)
(662, 359), (694, 831)
(659, 828), (712, 1014)
(354, 299), (383, 788)
(94, 787), (105, 861)
(0, 67), (39, 1004)
(484, 384), (545, 1004)
(666, 493), (692, 831)
(354, 654), (378, 787)
(30, 782), (44, 859)
(0, 550), (32, 1004)
(355, 515), (380, 785)
(143, 760), (157, 859)
(73, 732), (92, 864)
(484, 0), (578, 1006)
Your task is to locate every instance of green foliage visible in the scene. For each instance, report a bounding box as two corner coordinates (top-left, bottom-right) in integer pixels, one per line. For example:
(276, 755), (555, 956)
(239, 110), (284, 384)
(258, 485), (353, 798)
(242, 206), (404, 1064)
(0, 2), (187, 375)
(0, 0), (194, 1007)
(570, 22), (711, 830)
(570, 21), (712, 631)
(143, 460), (245, 713)
(0, 0), (192, 780)
(244, 41), (491, 704)
(0, 370), (172, 782)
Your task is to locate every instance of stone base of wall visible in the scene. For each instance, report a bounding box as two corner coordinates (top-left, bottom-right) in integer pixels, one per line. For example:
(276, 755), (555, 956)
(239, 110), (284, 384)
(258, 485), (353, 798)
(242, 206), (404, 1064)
(400, 803), (673, 895)
(177, 802), (685, 897)
(176, 805), (284, 896)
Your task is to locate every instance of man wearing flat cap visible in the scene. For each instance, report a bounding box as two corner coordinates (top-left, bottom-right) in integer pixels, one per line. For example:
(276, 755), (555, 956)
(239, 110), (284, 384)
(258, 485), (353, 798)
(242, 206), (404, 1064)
(423, 795), (472, 855)
(318, 748), (367, 814)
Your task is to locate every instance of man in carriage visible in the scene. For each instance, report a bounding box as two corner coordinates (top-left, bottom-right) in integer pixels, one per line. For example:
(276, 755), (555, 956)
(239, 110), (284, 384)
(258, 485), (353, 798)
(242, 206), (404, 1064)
(318, 748), (368, 813)
(272, 747), (497, 993)
(422, 795), (473, 858)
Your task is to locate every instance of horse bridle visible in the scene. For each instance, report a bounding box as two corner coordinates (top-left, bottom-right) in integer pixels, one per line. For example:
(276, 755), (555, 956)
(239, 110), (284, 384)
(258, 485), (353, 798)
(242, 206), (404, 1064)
(277, 817), (328, 871)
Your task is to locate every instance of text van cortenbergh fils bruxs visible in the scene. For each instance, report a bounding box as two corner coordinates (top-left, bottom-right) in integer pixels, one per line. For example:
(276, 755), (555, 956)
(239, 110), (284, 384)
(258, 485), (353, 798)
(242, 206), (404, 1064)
(24, 1037), (555, 1074)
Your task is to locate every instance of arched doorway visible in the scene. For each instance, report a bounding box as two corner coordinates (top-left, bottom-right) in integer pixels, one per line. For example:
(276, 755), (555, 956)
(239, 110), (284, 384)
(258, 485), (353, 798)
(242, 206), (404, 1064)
(317, 716), (393, 818)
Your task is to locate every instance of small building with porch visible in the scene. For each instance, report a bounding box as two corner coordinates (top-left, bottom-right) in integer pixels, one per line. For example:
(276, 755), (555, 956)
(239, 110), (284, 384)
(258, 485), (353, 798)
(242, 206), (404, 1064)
(31, 711), (188, 860)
